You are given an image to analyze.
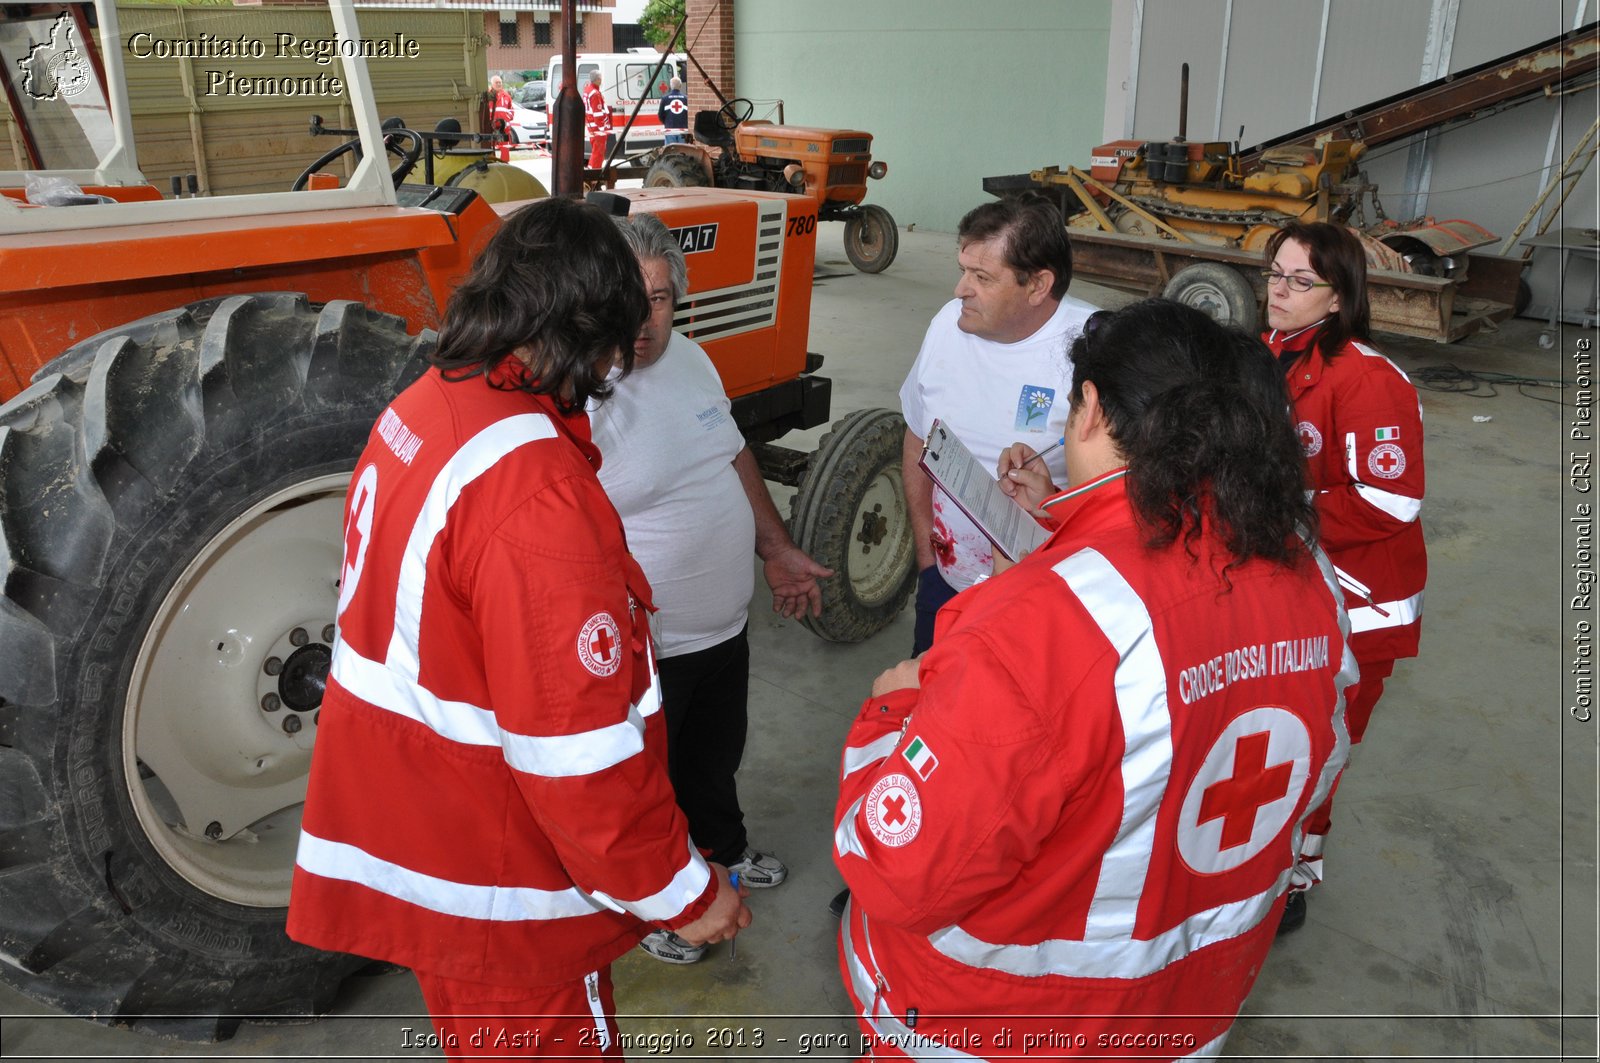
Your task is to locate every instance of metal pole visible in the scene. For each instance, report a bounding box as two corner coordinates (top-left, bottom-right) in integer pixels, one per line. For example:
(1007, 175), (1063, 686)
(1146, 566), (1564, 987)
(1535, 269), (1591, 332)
(551, 0), (583, 197)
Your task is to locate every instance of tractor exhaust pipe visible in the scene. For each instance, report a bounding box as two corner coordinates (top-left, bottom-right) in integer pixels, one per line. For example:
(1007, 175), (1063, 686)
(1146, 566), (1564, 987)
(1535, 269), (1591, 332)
(1177, 62), (1189, 142)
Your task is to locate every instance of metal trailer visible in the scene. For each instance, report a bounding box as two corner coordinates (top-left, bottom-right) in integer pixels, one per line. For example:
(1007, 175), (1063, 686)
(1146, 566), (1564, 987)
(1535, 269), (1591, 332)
(1059, 225), (1526, 343)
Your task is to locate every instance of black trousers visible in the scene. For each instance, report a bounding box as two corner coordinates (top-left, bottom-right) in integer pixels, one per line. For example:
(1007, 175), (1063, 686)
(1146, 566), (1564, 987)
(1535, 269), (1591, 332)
(656, 626), (749, 867)
(911, 565), (960, 657)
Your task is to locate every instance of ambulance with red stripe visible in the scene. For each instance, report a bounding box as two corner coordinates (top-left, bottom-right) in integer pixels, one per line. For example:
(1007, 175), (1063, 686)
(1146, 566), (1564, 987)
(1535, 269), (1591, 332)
(548, 49), (687, 152)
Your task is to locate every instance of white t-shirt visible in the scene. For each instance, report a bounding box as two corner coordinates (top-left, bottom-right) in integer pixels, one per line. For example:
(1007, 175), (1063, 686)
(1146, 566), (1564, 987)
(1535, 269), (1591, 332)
(899, 294), (1098, 590)
(589, 332), (754, 658)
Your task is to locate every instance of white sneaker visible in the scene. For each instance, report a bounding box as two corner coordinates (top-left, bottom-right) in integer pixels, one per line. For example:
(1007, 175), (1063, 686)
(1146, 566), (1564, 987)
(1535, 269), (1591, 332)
(727, 847), (788, 888)
(638, 929), (706, 964)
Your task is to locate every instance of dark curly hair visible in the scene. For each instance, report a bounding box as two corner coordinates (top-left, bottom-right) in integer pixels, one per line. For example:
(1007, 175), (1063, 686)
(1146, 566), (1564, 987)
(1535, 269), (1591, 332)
(1070, 298), (1316, 569)
(429, 197), (648, 413)
(1264, 221), (1372, 363)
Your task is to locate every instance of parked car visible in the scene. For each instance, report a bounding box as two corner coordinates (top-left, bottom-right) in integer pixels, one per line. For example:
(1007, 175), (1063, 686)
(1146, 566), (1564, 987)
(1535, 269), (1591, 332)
(507, 81), (548, 146)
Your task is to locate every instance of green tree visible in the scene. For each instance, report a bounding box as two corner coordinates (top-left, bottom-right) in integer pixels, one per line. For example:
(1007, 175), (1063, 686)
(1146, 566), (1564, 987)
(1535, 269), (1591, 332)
(638, 0), (685, 50)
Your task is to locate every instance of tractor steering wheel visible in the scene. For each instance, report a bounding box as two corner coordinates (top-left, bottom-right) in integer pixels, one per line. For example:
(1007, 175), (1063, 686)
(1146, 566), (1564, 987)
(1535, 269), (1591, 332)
(718, 97), (756, 129)
(292, 124), (425, 192)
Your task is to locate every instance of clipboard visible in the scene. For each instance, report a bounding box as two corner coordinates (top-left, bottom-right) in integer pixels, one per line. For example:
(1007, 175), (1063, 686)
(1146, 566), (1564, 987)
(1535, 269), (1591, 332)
(918, 418), (1050, 563)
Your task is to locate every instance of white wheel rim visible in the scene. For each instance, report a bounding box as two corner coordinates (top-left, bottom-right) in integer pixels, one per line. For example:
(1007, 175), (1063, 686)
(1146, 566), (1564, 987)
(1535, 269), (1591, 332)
(846, 464), (914, 606)
(124, 473), (348, 907)
(1181, 281), (1240, 324)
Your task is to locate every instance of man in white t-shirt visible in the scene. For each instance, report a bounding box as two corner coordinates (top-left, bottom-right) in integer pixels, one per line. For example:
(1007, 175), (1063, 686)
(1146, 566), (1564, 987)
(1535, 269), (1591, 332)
(899, 192), (1099, 656)
(591, 212), (833, 964)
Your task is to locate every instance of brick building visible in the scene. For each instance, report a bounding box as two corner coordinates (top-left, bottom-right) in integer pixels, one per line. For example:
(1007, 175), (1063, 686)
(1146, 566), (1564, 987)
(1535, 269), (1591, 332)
(356, 1), (618, 84)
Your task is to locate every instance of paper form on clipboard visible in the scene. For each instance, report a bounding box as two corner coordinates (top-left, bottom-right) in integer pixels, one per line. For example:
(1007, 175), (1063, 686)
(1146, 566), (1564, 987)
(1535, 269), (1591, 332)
(918, 418), (1051, 563)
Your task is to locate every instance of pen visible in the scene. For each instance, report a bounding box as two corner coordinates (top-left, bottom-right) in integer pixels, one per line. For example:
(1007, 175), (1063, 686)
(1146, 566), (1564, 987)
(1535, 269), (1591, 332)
(1023, 437), (1066, 468)
(728, 871), (740, 959)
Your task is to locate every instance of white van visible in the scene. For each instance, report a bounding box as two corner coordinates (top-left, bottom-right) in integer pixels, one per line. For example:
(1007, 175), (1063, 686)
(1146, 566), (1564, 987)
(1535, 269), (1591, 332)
(547, 49), (687, 151)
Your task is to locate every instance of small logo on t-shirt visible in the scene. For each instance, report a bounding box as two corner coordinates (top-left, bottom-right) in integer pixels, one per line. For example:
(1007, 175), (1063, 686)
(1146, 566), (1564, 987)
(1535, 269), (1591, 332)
(1015, 385), (1056, 430)
(694, 405), (728, 431)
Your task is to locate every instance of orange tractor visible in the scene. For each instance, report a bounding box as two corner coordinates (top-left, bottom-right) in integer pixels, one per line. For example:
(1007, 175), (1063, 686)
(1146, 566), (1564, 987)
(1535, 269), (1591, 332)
(643, 97), (899, 274)
(0, 0), (913, 1036)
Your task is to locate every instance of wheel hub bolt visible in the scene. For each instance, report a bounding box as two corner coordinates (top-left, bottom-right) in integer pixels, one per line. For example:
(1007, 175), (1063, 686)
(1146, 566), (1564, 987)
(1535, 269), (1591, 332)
(290, 627), (309, 647)
(322, 624), (336, 644)
(261, 693), (281, 712)
(205, 821), (222, 840)
(264, 656), (283, 676)
(283, 715), (303, 735)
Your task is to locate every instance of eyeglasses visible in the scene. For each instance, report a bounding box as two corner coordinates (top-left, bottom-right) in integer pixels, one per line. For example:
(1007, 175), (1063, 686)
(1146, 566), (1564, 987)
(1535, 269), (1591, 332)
(1261, 270), (1332, 293)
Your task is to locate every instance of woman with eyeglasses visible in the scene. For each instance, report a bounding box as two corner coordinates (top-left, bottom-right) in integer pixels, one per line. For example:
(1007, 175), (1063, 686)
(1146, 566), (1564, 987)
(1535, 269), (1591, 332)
(1261, 220), (1427, 935)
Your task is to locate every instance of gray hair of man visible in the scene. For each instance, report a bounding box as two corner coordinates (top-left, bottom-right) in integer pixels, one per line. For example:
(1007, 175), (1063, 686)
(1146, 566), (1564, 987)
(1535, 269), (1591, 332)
(669, 75), (683, 90)
(614, 212), (689, 304)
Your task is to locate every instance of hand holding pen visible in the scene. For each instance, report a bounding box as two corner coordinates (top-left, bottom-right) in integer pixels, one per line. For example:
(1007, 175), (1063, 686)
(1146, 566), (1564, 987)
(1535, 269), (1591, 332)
(997, 438), (1062, 515)
(672, 863), (750, 951)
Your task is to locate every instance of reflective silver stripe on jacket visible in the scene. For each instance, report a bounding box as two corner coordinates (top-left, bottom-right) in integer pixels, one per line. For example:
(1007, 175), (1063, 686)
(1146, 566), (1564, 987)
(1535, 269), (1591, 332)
(297, 830), (707, 924)
(1348, 590), (1424, 633)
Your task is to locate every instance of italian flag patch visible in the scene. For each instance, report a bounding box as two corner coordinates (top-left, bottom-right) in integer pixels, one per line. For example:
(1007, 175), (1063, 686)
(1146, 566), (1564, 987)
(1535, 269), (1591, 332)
(1375, 426), (1400, 441)
(902, 736), (938, 780)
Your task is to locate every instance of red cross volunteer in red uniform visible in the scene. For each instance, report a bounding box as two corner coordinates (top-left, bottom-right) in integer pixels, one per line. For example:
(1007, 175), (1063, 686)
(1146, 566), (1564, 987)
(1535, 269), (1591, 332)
(835, 300), (1355, 1059)
(288, 199), (749, 1060)
(1260, 222), (1426, 929)
(583, 70), (612, 170)
(489, 74), (515, 137)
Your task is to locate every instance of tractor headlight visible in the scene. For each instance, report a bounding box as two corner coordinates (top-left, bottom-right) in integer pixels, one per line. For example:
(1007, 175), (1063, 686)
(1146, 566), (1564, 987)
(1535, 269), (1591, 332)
(868, 161), (888, 180)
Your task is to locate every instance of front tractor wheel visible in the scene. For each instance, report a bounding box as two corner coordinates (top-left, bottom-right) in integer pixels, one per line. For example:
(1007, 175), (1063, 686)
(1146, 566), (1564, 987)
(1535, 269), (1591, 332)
(789, 409), (916, 642)
(842, 204), (899, 274)
(0, 293), (432, 1038)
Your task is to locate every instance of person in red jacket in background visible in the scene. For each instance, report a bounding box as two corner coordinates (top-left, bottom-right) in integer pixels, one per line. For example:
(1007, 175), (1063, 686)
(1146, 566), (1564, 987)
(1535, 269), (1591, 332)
(583, 69), (612, 171)
(834, 299), (1355, 1059)
(1260, 221), (1426, 934)
(489, 74), (515, 140)
(287, 198), (749, 1060)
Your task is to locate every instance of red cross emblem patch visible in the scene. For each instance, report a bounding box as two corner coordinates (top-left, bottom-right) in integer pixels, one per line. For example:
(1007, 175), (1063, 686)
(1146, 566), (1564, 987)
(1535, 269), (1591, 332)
(1368, 443), (1406, 480)
(577, 612), (622, 677)
(1296, 420), (1323, 457)
(1177, 707), (1312, 874)
(864, 773), (922, 847)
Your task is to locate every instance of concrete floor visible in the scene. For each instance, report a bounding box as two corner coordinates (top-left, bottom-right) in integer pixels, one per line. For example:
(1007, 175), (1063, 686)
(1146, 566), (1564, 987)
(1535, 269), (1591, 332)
(1, 224), (1595, 1062)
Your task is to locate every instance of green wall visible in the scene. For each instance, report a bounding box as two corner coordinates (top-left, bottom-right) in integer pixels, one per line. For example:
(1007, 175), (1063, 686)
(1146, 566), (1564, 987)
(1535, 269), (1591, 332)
(733, 0), (1112, 234)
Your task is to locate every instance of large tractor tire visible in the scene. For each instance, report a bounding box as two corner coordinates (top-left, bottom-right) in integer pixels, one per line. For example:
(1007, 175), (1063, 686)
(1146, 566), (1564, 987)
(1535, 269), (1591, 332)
(842, 204), (899, 274)
(644, 152), (711, 189)
(1162, 262), (1259, 332)
(0, 293), (432, 1039)
(788, 408), (916, 642)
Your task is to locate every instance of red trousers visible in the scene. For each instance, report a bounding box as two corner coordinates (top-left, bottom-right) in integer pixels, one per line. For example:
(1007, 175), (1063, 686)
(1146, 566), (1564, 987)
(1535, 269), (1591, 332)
(1296, 658), (1393, 886)
(414, 967), (623, 1060)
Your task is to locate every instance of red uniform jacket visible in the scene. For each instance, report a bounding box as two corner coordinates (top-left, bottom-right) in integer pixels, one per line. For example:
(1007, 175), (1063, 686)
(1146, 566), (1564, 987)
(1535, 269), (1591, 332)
(582, 82), (610, 140)
(288, 363), (714, 987)
(834, 471), (1355, 1059)
(490, 88), (515, 131)
(1266, 330), (1426, 664)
